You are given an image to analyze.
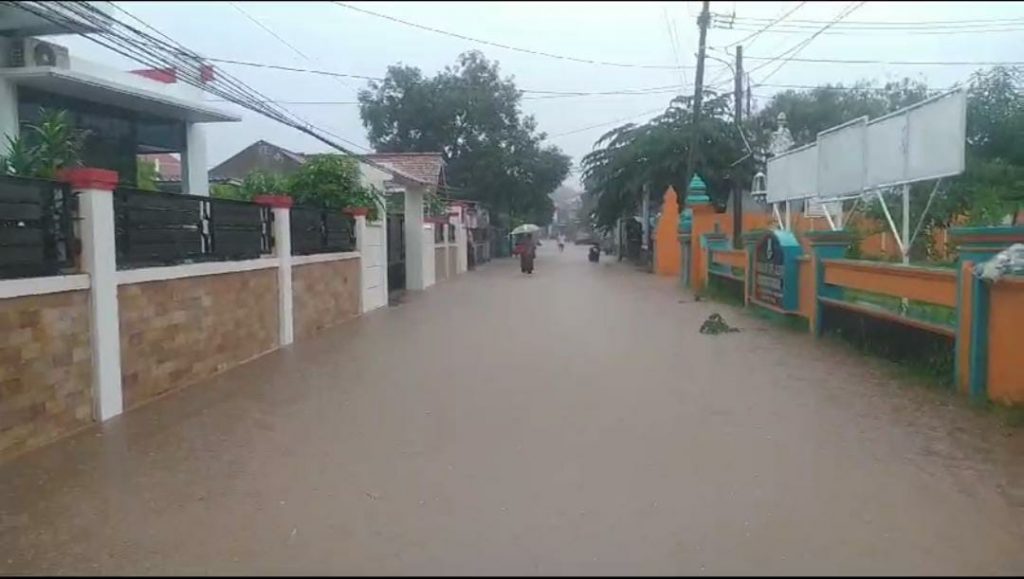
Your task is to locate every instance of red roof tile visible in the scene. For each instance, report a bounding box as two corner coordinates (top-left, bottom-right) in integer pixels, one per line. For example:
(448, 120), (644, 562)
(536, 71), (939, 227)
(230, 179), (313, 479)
(361, 153), (445, 188)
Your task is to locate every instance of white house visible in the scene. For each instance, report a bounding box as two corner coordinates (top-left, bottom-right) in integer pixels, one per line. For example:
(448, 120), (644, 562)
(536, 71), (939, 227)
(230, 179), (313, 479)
(0, 10), (239, 195)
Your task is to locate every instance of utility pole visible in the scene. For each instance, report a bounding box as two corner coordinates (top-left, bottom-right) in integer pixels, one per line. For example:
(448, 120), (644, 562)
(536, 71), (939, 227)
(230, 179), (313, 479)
(682, 0), (711, 206)
(731, 45), (744, 248)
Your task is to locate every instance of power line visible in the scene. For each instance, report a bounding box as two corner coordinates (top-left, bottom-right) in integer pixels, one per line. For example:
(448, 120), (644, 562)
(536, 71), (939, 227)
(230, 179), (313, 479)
(724, 23), (1024, 36)
(17, 2), (389, 168)
(206, 57), (686, 96)
(746, 55), (1024, 66)
(547, 108), (667, 139)
(229, 1), (311, 61)
(227, 1), (357, 96)
(720, 1), (807, 49)
(723, 14), (1024, 29)
(749, 1), (867, 84)
(330, 1), (692, 70)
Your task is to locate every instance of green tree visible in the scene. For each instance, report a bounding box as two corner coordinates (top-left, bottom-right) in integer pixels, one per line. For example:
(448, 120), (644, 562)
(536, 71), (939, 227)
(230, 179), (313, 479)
(136, 159), (158, 191)
(581, 91), (749, 231)
(288, 154), (383, 220)
(0, 108), (87, 179)
(358, 51), (570, 226)
(753, 68), (1023, 258)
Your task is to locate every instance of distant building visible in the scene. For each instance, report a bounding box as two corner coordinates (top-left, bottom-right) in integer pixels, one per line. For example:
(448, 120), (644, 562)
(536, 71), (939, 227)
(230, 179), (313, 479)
(208, 140), (308, 182)
(138, 152), (181, 181)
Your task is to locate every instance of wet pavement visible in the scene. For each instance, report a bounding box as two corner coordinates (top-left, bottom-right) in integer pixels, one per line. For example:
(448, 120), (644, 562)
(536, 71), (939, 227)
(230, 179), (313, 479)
(2, 244), (1024, 575)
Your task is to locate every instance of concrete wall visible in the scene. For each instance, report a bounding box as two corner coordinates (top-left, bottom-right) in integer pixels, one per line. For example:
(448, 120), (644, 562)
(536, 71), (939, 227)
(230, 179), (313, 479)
(435, 246), (449, 281)
(987, 279), (1024, 404)
(360, 221), (388, 312)
(422, 223), (436, 288)
(0, 289), (92, 459)
(118, 269), (279, 409)
(293, 257), (361, 341)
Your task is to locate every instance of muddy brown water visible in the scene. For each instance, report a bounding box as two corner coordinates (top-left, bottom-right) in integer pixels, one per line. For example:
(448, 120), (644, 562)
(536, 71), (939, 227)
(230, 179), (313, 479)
(2, 244), (1023, 575)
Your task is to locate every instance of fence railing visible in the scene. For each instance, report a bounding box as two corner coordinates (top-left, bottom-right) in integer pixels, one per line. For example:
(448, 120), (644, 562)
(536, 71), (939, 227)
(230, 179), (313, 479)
(0, 175), (75, 280)
(819, 259), (958, 336)
(447, 224), (456, 243)
(114, 187), (272, 269)
(434, 223), (445, 244)
(290, 206), (356, 256)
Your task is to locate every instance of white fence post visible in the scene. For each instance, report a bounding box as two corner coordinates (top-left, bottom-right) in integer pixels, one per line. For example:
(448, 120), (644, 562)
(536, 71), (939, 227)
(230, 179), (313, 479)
(255, 196), (294, 347)
(60, 168), (123, 421)
(352, 210), (368, 313)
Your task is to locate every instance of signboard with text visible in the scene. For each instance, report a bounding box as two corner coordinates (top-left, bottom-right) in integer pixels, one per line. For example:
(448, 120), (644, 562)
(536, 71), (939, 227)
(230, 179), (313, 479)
(749, 230), (803, 313)
(754, 234), (785, 307)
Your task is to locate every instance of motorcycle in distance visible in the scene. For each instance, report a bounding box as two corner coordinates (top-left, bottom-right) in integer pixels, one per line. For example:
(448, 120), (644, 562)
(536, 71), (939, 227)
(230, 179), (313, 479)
(588, 244), (600, 263)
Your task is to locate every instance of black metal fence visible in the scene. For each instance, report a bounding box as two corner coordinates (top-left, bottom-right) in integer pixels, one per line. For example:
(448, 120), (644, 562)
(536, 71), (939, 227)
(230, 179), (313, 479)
(290, 206), (356, 256)
(0, 175), (75, 280)
(434, 223), (445, 244)
(114, 187), (272, 269)
(447, 223), (456, 243)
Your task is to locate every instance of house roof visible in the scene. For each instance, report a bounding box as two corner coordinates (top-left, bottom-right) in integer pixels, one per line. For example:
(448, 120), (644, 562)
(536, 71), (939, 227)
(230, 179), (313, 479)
(361, 153), (446, 190)
(210, 140), (444, 190)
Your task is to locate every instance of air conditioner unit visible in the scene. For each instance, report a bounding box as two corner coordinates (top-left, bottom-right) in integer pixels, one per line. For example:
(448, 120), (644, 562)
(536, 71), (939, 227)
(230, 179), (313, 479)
(8, 38), (70, 69)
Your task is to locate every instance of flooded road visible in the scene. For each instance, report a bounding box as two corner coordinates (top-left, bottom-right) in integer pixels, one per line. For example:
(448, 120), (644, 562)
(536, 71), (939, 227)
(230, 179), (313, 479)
(2, 244), (1023, 574)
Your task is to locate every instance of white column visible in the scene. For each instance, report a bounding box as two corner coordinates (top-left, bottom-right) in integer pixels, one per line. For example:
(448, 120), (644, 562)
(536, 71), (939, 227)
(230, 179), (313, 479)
(354, 214), (367, 314)
(272, 206), (294, 346)
(70, 170), (123, 421)
(181, 123), (209, 196)
(456, 223), (468, 274)
(422, 223), (436, 288)
(404, 187), (426, 290)
(0, 77), (19, 154)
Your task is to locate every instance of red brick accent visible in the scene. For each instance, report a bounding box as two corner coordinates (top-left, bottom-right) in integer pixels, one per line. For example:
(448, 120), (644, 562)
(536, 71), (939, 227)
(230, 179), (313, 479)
(56, 167), (119, 191)
(253, 195), (294, 208)
(344, 207), (370, 217)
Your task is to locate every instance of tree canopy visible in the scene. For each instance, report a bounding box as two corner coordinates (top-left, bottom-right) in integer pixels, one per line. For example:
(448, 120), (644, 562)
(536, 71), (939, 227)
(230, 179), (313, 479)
(358, 51), (571, 226)
(581, 65), (1023, 246)
(580, 91), (750, 231)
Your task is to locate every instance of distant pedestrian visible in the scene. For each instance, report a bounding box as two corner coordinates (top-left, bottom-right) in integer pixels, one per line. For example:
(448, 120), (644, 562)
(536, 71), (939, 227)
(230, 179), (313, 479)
(520, 234), (536, 274)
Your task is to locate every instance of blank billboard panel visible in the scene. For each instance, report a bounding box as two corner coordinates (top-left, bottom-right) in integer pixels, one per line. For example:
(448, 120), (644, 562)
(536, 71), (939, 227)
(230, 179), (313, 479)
(865, 113), (908, 189)
(766, 150), (789, 203)
(863, 89), (966, 189)
(906, 89), (967, 183)
(766, 143), (817, 203)
(817, 116), (867, 199)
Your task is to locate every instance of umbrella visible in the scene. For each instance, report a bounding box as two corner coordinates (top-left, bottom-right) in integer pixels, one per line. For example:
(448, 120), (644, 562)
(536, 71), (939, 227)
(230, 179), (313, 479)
(511, 223), (541, 235)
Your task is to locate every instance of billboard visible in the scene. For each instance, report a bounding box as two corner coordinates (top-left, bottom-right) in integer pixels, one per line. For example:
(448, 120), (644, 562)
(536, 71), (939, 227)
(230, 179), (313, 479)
(816, 116), (867, 199)
(765, 143), (818, 203)
(863, 89), (967, 190)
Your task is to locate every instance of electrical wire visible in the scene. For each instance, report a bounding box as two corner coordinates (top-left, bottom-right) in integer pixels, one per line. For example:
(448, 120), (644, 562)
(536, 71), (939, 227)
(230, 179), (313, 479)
(330, 1), (692, 70)
(229, 2), (311, 61)
(547, 107), (667, 139)
(749, 1), (867, 84)
(722, 14), (1024, 29)
(745, 55), (1024, 66)
(720, 1), (807, 49)
(16, 2), (389, 168)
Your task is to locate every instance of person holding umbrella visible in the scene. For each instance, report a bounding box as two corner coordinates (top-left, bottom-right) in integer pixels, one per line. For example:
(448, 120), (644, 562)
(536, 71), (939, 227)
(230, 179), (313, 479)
(511, 224), (540, 274)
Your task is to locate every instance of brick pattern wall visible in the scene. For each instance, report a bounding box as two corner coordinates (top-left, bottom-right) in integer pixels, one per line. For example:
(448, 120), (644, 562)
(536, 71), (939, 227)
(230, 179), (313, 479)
(118, 270), (278, 409)
(293, 258), (361, 341)
(0, 290), (92, 461)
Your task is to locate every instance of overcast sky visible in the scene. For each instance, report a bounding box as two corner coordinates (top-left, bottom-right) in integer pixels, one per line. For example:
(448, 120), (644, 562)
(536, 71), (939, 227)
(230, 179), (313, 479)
(52, 1), (1024, 188)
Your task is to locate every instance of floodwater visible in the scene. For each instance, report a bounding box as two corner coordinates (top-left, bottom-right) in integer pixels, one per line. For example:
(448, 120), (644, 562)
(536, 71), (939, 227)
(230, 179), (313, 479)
(2, 244), (1023, 575)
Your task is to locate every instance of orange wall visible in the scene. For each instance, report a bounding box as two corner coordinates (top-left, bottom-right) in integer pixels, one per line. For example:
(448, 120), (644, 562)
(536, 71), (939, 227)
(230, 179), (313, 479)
(987, 278), (1024, 404)
(957, 262), (973, 394)
(822, 261), (958, 308)
(798, 256), (814, 321)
